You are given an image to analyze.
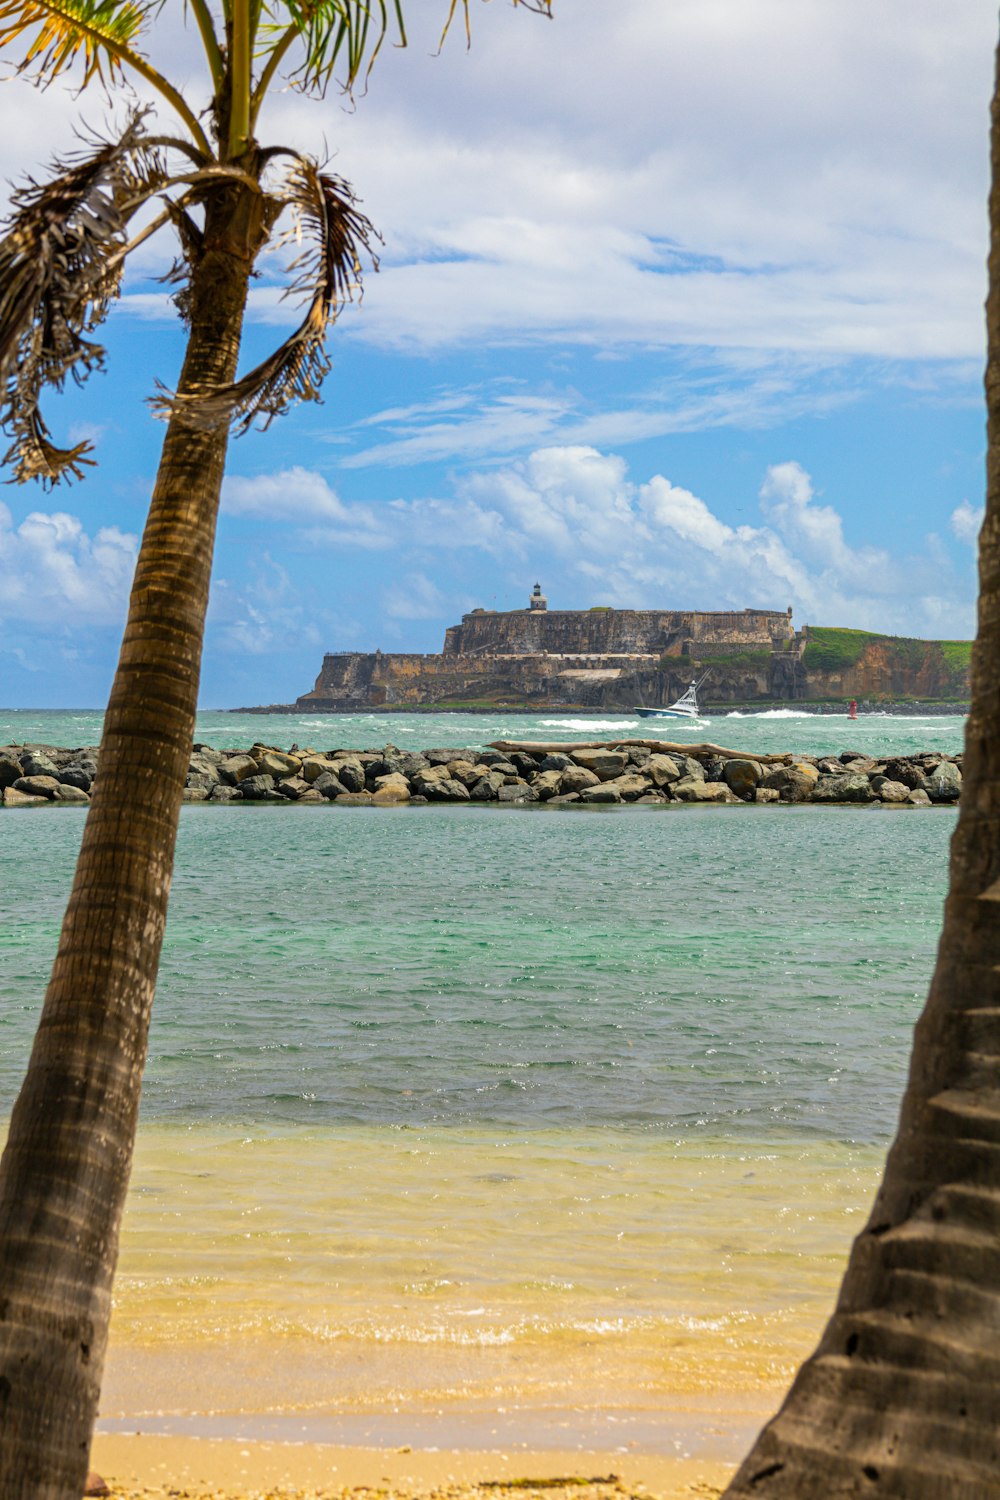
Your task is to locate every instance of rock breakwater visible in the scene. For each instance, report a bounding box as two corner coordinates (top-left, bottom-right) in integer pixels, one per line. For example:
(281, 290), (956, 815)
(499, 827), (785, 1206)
(0, 738), (963, 808)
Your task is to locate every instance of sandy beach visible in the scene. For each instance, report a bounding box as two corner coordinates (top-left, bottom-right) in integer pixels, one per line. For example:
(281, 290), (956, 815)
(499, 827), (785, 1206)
(89, 1432), (738, 1499)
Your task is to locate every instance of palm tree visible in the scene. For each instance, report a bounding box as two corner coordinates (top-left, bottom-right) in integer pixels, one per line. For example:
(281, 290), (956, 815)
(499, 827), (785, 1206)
(0, 3), (547, 1496)
(723, 32), (1000, 1500)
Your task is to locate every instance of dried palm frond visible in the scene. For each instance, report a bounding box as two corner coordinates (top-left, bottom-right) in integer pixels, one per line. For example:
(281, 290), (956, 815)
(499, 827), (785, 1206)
(1, 409), (96, 486)
(152, 158), (379, 434)
(0, 113), (168, 484)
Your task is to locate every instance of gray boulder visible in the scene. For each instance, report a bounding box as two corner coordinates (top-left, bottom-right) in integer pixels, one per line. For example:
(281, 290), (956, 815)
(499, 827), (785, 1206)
(540, 752), (574, 771)
(277, 776), (311, 799)
(52, 783), (89, 803)
(510, 752), (541, 778)
(571, 747), (628, 781)
(331, 757), (367, 792)
(580, 783), (623, 803)
(599, 772), (652, 801)
(560, 764), (602, 794)
(372, 776), (411, 804)
(13, 774), (59, 798)
(255, 749), (301, 780)
(189, 754), (222, 785)
(645, 754), (681, 787)
(4, 786), (49, 807)
(313, 771), (347, 799)
(812, 772), (876, 803)
(209, 784), (243, 802)
(672, 778), (736, 803)
(240, 774), (279, 800)
(21, 751), (59, 778)
(873, 778), (911, 804)
(723, 759), (763, 799)
(0, 753), (23, 788)
(498, 782), (539, 803)
(761, 766), (817, 802)
(446, 759), (482, 788)
(58, 764), (94, 791)
(186, 771), (219, 792)
(423, 777), (471, 801)
(839, 753), (877, 772)
(532, 769), (564, 800)
(928, 761), (962, 802)
(222, 753), (260, 783)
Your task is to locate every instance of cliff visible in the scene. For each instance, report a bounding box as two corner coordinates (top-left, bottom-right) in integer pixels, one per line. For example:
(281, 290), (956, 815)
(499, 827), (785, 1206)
(800, 628), (972, 700)
(292, 596), (971, 712)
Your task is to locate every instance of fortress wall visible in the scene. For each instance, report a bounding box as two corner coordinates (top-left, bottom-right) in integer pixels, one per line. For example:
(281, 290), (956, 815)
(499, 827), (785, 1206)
(295, 603), (801, 711)
(444, 608), (789, 657)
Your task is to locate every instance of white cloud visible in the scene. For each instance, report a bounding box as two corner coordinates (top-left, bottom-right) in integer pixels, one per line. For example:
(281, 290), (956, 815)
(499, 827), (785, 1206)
(382, 573), (448, 620)
(222, 466), (390, 549)
(951, 499), (984, 543)
(231, 445), (977, 638)
(0, 501), (137, 628)
(441, 447), (974, 637)
(56, 0), (989, 367)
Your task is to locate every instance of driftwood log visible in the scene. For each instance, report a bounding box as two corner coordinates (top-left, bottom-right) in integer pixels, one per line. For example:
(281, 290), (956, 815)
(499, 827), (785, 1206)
(488, 738), (795, 764)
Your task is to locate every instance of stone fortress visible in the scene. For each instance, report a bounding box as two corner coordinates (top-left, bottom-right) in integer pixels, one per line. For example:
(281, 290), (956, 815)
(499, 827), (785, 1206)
(295, 586), (807, 711)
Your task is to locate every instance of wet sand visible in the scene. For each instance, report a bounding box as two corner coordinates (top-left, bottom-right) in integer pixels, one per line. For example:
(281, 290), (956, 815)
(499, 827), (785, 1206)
(89, 1432), (738, 1498)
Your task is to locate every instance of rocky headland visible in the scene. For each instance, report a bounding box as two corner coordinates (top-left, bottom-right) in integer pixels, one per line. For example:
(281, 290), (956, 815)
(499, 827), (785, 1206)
(0, 739), (963, 808)
(286, 589), (972, 713)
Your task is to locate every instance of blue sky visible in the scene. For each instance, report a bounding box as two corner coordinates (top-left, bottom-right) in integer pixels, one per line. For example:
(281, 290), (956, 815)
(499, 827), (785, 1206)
(0, 0), (995, 707)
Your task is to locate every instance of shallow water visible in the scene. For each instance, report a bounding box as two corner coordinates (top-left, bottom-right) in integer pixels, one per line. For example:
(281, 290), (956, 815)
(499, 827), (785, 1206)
(0, 801), (952, 1442)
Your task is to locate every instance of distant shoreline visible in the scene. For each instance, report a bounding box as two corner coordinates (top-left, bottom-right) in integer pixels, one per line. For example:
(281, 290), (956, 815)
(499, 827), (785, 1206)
(228, 700), (972, 717)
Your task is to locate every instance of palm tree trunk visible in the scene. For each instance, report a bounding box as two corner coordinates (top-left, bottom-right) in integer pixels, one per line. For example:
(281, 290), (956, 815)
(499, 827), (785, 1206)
(0, 180), (266, 1500)
(723, 32), (1000, 1500)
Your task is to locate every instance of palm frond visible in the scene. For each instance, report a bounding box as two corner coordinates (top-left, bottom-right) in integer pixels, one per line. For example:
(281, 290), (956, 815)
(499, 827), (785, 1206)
(152, 158), (379, 433)
(0, 114), (168, 485)
(257, 0), (404, 98)
(0, 0), (150, 87)
(436, 0), (552, 52)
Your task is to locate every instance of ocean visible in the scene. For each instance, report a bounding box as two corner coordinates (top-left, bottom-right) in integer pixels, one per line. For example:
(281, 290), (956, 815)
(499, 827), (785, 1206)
(0, 709), (964, 1458)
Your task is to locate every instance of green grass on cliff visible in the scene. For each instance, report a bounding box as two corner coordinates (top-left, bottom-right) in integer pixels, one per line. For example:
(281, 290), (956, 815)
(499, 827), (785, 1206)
(940, 640), (973, 672)
(802, 627), (878, 672)
(694, 649), (773, 672)
(803, 627), (972, 684)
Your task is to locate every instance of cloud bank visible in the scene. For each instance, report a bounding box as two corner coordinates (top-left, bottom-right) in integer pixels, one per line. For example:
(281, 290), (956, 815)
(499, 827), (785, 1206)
(222, 447), (977, 641)
(0, 503), (137, 631)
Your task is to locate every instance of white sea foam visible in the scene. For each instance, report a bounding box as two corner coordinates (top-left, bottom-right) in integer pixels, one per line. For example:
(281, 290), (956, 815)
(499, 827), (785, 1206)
(725, 709), (824, 720)
(540, 719), (640, 732)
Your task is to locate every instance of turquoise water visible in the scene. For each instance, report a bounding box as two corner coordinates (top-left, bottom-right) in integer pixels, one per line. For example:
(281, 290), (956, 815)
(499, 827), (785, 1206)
(0, 779), (957, 1443)
(1, 804), (950, 1143)
(0, 705), (967, 760)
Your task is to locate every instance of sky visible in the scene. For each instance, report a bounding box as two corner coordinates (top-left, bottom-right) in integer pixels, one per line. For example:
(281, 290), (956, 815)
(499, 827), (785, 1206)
(0, 0), (995, 708)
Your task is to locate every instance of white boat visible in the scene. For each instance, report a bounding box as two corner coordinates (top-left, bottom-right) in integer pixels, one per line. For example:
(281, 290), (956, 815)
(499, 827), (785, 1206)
(633, 673), (708, 720)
